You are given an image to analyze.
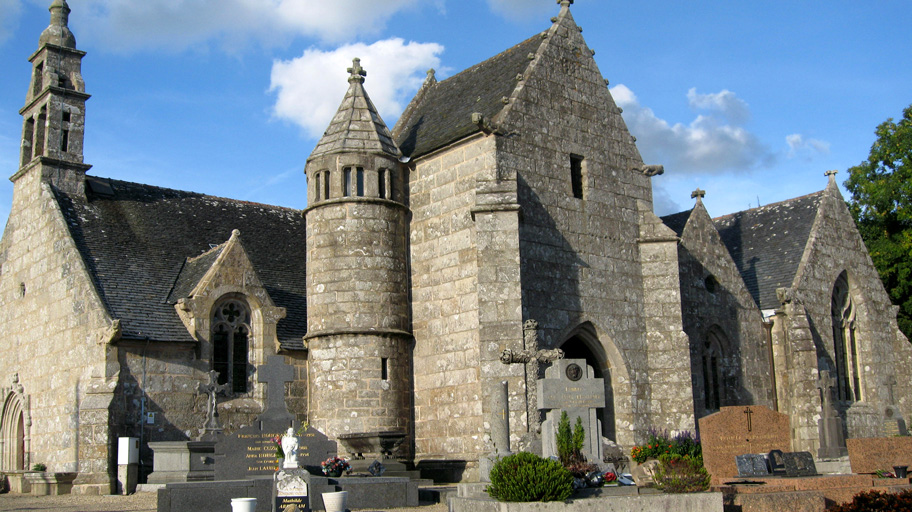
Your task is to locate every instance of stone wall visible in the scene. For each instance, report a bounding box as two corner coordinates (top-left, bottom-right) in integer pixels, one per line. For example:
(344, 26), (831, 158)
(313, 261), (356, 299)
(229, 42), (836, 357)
(675, 202), (773, 418)
(784, 182), (912, 448)
(0, 169), (116, 491)
(409, 135), (493, 470)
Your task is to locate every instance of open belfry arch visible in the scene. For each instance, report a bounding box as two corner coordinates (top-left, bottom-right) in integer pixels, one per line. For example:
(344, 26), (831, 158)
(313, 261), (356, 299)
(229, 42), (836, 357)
(0, 0), (910, 490)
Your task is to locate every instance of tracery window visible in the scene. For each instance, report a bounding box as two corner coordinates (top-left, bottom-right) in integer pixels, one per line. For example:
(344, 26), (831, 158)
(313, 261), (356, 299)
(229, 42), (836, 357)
(831, 272), (860, 402)
(212, 298), (251, 394)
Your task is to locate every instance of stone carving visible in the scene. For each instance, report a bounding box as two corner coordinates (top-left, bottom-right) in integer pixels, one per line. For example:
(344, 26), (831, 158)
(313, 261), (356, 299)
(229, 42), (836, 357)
(499, 348), (564, 364)
(197, 370), (228, 434)
(282, 427), (300, 469)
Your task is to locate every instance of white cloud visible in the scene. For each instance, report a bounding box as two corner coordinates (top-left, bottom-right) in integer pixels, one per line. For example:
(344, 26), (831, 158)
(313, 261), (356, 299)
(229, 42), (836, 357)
(485, 0), (554, 22)
(75, 0), (424, 51)
(786, 133), (830, 159)
(686, 88), (750, 125)
(269, 38), (443, 138)
(611, 84), (774, 174)
(0, 0), (23, 45)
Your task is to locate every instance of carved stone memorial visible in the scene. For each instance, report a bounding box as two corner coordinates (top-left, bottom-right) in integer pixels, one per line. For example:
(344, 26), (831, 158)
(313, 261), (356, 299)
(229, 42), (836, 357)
(537, 358), (605, 463)
(736, 454), (771, 477)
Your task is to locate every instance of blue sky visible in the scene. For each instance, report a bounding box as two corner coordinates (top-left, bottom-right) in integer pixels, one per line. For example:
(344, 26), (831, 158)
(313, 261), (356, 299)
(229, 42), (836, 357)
(1, 0), (910, 230)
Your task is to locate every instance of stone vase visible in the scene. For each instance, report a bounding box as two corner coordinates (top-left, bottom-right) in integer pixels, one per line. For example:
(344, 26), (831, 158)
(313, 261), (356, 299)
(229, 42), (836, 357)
(322, 491), (348, 512)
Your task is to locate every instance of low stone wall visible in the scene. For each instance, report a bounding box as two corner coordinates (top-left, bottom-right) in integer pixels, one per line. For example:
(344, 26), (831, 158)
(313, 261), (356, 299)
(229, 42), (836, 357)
(448, 492), (723, 512)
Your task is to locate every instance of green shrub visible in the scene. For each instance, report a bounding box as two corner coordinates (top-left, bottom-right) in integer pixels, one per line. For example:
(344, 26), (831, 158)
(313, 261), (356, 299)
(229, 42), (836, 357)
(830, 489), (912, 512)
(652, 454), (710, 493)
(555, 411), (586, 466)
(31, 463), (46, 472)
(486, 452), (573, 502)
(630, 429), (702, 465)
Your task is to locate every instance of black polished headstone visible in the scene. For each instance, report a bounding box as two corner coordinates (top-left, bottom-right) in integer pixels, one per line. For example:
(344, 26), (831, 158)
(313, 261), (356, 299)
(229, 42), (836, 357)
(768, 449), (786, 475)
(783, 451), (817, 477)
(736, 454), (770, 477)
(212, 356), (337, 480)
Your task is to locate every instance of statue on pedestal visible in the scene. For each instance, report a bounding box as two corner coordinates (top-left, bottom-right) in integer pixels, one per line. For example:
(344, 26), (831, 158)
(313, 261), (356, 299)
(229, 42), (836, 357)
(281, 427), (299, 469)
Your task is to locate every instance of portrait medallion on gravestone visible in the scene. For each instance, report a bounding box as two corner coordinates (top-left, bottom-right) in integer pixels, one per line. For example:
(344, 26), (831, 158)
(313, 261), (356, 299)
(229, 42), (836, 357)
(565, 363), (583, 381)
(783, 451), (817, 477)
(768, 449), (786, 475)
(736, 454), (771, 477)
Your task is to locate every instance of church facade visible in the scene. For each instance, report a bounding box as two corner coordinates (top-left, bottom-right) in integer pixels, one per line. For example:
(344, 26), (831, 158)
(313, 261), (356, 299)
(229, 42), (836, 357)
(1, 0), (910, 493)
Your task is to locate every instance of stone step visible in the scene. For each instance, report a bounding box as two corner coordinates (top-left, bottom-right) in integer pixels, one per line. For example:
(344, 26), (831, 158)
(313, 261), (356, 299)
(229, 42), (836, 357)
(418, 485), (458, 503)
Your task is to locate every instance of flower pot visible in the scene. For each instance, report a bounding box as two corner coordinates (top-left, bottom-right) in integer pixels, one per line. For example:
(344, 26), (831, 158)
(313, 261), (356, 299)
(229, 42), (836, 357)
(894, 465), (909, 478)
(325, 469), (343, 477)
(230, 497), (257, 512)
(322, 491), (348, 512)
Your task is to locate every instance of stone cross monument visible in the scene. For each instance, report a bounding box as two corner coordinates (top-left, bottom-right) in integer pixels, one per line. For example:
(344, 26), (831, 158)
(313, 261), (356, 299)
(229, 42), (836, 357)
(197, 370), (229, 436)
(817, 370), (848, 458)
(537, 358), (605, 463)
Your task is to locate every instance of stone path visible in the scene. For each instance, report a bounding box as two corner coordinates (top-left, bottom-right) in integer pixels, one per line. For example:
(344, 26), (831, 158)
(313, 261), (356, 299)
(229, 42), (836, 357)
(0, 491), (449, 512)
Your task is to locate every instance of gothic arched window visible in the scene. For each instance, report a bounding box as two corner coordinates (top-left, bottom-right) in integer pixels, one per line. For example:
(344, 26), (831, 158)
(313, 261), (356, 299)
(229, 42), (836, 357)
(212, 298), (251, 394)
(831, 272), (860, 402)
(703, 329), (725, 412)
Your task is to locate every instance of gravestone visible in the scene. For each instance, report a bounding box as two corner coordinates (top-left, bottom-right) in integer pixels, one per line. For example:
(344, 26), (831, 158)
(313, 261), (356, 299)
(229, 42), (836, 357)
(816, 370), (847, 458)
(538, 358), (605, 463)
(783, 451), (818, 477)
(846, 437), (912, 474)
(882, 406), (909, 437)
(767, 449), (786, 475)
(214, 356), (336, 480)
(274, 469), (310, 512)
(736, 454), (770, 477)
(699, 405), (791, 480)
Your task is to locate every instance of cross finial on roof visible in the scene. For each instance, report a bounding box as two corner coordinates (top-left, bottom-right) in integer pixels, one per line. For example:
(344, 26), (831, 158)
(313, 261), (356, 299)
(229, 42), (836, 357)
(348, 58), (367, 84)
(691, 188), (706, 200)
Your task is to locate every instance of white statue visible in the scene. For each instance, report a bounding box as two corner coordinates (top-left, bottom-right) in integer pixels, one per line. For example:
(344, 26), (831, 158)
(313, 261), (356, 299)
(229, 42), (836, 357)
(281, 427), (299, 469)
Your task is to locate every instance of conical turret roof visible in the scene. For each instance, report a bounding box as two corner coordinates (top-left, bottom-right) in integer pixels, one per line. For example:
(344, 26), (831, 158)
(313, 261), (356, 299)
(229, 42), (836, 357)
(309, 58), (400, 160)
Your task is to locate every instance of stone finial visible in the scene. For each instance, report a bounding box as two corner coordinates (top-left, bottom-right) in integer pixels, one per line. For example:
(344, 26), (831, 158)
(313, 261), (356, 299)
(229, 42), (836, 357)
(426, 68), (436, 82)
(691, 188), (706, 200)
(557, 0), (573, 6)
(825, 169), (838, 182)
(231, 229), (240, 238)
(347, 58), (367, 84)
(50, 0), (71, 27)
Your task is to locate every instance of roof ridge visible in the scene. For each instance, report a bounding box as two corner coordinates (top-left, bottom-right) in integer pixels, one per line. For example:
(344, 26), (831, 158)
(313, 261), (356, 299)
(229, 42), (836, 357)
(88, 175), (302, 213)
(712, 189), (825, 222)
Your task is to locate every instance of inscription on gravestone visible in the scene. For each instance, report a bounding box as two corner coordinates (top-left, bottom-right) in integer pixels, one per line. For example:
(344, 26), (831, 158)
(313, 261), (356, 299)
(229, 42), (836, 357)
(538, 359), (605, 463)
(736, 454), (770, 477)
(768, 449), (786, 475)
(783, 451), (818, 477)
(698, 405), (791, 481)
(214, 356), (336, 480)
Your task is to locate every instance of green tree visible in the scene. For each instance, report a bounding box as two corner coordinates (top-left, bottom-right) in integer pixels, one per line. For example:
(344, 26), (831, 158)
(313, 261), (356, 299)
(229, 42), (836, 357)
(845, 104), (912, 340)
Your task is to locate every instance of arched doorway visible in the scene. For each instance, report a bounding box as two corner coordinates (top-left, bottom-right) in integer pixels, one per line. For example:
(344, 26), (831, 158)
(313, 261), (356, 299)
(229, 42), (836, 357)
(559, 323), (616, 442)
(1, 392), (26, 471)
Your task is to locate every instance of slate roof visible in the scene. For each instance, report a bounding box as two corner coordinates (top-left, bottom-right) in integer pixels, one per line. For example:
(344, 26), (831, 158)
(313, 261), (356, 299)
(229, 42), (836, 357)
(660, 209), (692, 237)
(393, 32), (545, 158)
(713, 191), (824, 310)
(54, 176), (308, 348)
(310, 66), (400, 159)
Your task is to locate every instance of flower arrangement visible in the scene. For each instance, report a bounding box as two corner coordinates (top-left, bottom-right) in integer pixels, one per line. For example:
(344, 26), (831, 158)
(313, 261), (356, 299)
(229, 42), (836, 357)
(604, 471), (617, 484)
(321, 456), (351, 476)
(630, 428), (702, 465)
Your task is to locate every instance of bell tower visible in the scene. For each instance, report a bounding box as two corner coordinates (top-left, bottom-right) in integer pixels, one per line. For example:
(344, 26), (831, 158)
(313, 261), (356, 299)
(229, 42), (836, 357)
(14, 0), (91, 194)
(303, 58), (413, 448)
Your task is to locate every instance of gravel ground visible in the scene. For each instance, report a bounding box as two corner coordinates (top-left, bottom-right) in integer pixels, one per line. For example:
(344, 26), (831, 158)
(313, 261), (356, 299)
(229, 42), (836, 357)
(0, 491), (450, 512)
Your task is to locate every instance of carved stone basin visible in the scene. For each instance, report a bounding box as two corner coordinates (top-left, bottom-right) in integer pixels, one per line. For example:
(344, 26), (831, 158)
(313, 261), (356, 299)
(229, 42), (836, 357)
(337, 431), (407, 460)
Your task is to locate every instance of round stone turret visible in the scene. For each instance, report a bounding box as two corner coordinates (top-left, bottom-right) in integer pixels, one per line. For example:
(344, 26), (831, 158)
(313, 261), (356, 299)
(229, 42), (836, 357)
(303, 59), (412, 448)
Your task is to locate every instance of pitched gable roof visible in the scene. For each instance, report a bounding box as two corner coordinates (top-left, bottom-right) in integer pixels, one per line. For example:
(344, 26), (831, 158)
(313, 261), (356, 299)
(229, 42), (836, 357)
(393, 33), (545, 158)
(54, 177), (308, 347)
(713, 191), (824, 310)
(660, 209), (692, 237)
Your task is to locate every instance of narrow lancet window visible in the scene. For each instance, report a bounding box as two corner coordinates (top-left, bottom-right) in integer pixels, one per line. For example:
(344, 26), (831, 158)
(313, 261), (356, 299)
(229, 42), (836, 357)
(356, 167), (364, 196)
(570, 154), (585, 199)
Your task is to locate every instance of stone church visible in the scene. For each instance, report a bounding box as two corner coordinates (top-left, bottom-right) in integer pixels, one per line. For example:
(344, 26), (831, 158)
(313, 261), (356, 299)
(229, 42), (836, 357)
(1, 0), (910, 493)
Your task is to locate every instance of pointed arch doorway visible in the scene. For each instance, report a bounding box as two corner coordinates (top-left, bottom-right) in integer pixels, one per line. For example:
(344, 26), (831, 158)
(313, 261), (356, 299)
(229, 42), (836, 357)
(1, 392), (26, 471)
(559, 323), (616, 442)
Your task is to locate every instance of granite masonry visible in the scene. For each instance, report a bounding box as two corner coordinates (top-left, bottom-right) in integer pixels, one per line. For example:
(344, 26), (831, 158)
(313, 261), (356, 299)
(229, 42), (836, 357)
(2, 0), (912, 492)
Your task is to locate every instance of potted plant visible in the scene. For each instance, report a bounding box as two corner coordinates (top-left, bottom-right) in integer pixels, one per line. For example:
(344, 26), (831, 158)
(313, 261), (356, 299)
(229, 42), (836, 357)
(321, 456), (351, 477)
